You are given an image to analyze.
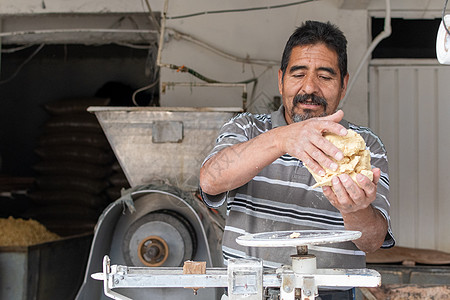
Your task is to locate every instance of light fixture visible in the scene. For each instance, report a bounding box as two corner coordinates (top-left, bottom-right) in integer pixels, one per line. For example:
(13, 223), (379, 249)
(437, 0), (450, 64)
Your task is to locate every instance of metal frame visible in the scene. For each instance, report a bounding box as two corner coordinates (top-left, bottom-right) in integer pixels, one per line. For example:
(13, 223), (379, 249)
(93, 255), (381, 300)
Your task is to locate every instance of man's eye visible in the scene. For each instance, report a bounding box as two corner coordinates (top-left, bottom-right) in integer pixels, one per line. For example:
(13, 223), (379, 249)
(319, 75), (332, 80)
(293, 74), (305, 78)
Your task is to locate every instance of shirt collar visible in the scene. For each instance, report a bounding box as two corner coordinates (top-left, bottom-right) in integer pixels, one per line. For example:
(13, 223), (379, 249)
(271, 105), (288, 128)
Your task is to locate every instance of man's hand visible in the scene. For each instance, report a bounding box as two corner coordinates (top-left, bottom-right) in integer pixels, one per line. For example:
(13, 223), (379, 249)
(276, 110), (347, 176)
(322, 168), (381, 213)
(322, 168), (388, 253)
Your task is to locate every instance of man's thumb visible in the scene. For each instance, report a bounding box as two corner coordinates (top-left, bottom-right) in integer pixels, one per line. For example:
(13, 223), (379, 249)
(322, 109), (344, 122)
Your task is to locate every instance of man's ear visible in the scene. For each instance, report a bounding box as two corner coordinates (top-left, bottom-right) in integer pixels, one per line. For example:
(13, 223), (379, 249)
(340, 73), (350, 100)
(278, 69), (284, 95)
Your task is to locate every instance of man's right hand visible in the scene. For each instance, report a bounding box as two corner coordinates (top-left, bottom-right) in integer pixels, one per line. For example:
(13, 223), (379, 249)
(275, 110), (348, 177)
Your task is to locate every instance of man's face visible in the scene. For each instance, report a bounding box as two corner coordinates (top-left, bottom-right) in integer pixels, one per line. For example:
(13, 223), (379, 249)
(278, 43), (349, 124)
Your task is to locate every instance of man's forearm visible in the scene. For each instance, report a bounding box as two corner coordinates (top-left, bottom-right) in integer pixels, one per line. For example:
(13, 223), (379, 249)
(342, 205), (388, 253)
(199, 128), (284, 195)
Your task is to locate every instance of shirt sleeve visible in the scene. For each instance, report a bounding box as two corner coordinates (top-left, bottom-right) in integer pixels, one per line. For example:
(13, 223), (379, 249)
(199, 187), (227, 208)
(361, 126), (395, 248)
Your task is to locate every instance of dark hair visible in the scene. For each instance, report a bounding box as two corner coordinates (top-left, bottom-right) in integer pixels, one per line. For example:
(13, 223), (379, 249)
(280, 20), (348, 86)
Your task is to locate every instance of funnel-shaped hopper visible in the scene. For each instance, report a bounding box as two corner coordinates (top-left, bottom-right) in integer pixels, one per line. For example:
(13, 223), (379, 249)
(88, 107), (241, 191)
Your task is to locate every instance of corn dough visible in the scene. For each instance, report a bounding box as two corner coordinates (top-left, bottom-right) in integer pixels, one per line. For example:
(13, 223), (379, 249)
(307, 129), (373, 188)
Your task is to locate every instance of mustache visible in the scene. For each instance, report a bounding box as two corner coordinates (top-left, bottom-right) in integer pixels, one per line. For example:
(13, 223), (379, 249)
(293, 93), (328, 108)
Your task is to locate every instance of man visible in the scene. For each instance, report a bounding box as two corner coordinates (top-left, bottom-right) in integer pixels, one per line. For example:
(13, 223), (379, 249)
(199, 20), (394, 299)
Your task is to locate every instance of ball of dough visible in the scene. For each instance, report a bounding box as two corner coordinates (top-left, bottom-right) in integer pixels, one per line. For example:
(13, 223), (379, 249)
(307, 129), (373, 188)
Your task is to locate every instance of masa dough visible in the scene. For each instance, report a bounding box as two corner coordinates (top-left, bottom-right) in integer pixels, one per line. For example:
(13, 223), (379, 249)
(307, 129), (373, 188)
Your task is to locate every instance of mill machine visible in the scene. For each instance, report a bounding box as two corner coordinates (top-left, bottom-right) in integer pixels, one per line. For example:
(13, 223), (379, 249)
(76, 107), (240, 300)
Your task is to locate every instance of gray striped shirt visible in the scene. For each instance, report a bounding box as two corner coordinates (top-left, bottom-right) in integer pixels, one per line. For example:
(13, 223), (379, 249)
(201, 105), (394, 269)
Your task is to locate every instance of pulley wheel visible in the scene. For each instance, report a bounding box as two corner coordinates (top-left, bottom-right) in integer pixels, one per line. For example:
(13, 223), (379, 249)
(123, 211), (196, 267)
(137, 235), (169, 267)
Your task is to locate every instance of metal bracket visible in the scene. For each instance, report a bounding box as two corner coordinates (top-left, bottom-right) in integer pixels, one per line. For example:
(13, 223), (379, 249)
(96, 256), (132, 300)
(301, 276), (317, 300)
(228, 258), (263, 300)
(279, 266), (295, 300)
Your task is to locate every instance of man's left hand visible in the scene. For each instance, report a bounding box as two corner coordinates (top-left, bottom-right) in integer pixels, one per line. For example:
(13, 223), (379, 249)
(322, 168), (381, 214)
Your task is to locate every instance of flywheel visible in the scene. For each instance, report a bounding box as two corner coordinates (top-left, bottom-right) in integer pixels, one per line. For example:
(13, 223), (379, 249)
(122, 210), (197, 267)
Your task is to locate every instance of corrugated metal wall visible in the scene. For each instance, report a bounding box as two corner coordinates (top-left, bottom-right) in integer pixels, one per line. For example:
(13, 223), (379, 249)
(369, 59), (450, 252)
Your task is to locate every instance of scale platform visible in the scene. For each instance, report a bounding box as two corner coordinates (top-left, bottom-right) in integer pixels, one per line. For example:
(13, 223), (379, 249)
(236, 230), (361, 247)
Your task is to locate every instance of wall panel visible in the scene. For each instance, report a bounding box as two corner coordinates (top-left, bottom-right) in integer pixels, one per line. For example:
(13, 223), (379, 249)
(369, 60), (450, 252)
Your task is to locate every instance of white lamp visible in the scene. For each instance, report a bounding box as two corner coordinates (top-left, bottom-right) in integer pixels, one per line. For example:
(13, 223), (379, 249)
(437, 15), (450, 64)
(437, 0), (450, 64)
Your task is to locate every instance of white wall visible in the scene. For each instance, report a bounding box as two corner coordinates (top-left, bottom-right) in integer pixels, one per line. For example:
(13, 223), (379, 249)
(157, 0), (371, 126)
(369, 60), (450, 253)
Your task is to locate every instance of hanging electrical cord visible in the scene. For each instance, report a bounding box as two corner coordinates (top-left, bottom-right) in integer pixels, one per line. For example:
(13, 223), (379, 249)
(166, 28), (279, 67)
(1, 44), (36, 53)
(166, 0), (317, 20)
(131, 0), (161, 106)
(142, 0), (161, 33)
(113, 42), (151, 50)
(442, 0), (450, 35)
(157, 0), (318, 68)
(132, 43), (160, 106)
(132, 77), (159, 106)
(156, 0), (280, 100)
(339, 0), (391, 109)
(0, 43), (44, 85)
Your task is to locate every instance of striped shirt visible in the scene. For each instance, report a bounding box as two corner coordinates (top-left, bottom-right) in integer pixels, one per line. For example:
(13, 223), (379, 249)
(201, 105), (395, 269)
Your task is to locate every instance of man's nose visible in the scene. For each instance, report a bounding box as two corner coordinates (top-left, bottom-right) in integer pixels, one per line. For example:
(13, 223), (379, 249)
(301, 75), (319, 95)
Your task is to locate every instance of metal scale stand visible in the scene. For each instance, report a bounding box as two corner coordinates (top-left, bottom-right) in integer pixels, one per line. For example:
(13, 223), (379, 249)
(92, 230), (381, 300)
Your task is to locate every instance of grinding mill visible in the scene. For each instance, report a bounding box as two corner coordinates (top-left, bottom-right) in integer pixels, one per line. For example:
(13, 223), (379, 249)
(76, 107), (241, 300)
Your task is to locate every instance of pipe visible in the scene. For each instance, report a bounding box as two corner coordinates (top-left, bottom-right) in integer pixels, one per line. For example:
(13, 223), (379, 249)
(156, 0), (170, 68)
(0, 28), (158, 38)
(339, 0), (391, 109)
(161, 82), (248, 110)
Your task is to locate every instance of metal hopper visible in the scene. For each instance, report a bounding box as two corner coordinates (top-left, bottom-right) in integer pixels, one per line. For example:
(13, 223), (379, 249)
(88, 106), (241, 190)
(76, 107), (241, 300)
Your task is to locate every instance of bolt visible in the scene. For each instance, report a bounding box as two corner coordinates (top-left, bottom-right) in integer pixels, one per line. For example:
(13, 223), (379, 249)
(114, 279), (119, 285)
